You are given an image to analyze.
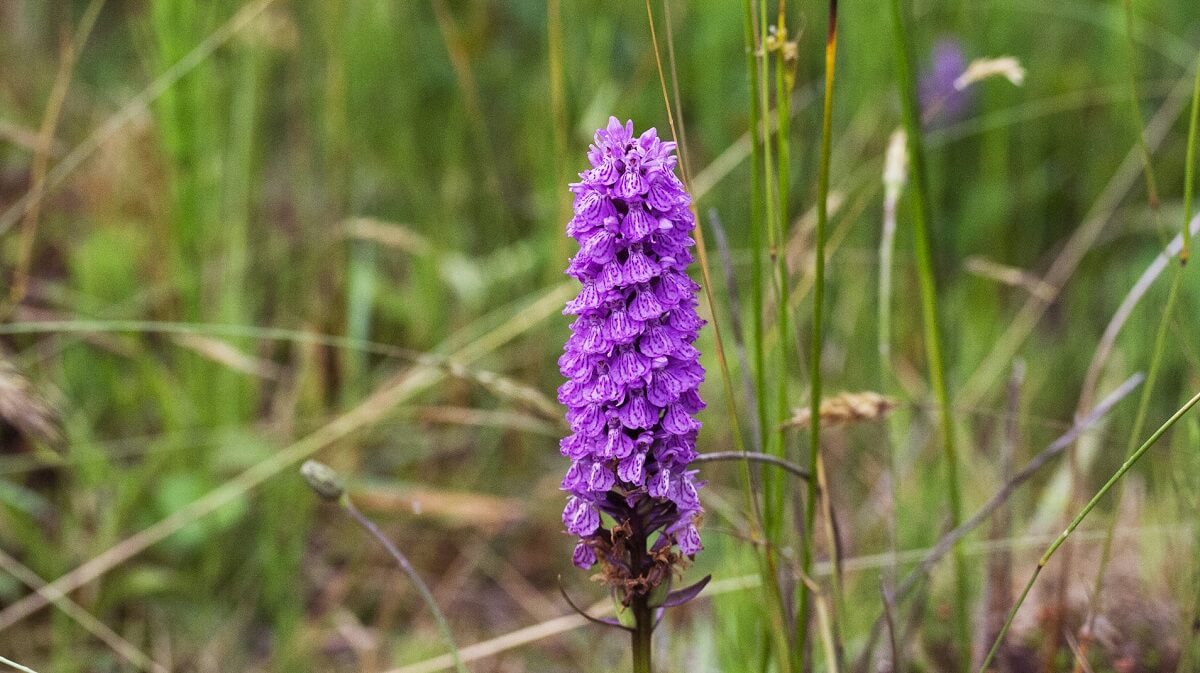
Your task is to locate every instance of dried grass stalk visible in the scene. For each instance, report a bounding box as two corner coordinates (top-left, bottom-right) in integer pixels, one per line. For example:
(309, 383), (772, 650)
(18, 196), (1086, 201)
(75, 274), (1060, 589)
(0, 359), (61, 446)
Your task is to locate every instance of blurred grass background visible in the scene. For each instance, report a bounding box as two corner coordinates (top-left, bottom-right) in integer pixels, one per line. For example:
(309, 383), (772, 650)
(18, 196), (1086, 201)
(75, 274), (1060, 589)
(1, 0), (1199, 671)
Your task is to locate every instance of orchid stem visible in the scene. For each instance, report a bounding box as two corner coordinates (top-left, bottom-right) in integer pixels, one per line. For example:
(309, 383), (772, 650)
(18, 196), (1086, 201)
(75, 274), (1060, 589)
(629, 518), (654, 673)
(631, 594), (654, 673)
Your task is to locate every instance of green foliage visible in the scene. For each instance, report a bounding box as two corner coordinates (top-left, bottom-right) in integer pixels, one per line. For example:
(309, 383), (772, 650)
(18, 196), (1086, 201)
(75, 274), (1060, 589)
(1, 1), (1199, 671)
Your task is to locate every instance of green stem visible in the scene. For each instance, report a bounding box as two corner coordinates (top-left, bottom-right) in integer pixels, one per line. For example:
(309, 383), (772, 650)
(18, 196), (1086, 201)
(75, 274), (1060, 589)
(803, 2), (846, 670)
(1183, 56), (1200, 263)
(885, 0), (969, 666)
(1121, 0), (1163, 215)
(626, 511), (654, 673)
(1079, 263), (1183, 664)
(341, 497), (469, 673)
(979, 388), (1200, 673)
(631, 594), (654, 673)
(754, 0), (801, 666)
(773, 2), (794, 496)
(742, 0), (768, 469)
(755, 0), (784, 559)
(739, 1), (795, 671)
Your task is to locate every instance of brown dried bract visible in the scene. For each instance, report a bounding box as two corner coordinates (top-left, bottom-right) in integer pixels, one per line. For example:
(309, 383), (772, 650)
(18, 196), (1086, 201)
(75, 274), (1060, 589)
(587, 523), (689, 605)
(783, 391), (898, 429)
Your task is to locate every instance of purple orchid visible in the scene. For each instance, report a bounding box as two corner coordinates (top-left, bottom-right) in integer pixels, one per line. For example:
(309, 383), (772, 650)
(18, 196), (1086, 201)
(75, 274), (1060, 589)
(919, 38), (973, 126)
(557, 117), (706, 603)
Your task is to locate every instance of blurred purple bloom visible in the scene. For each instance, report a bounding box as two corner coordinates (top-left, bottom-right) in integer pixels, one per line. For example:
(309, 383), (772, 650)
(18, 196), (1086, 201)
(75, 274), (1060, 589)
(919, 39), (972, 126)
(558, 117), (706, 582)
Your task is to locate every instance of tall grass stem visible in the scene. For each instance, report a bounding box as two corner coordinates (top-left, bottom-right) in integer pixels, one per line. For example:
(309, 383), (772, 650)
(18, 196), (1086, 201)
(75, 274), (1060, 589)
(1183, 57), (1200, 263)
(885, 0), (969, 664)
(803, 2), (846, 669)
(736, 0), (796, 668)
(645, 4), (793, 669)
(1074, 265), (1183, 670)
(1120, 0), (1163, 215)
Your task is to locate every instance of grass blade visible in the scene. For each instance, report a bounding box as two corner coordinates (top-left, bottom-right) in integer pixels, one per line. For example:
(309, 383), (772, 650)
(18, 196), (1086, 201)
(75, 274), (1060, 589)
(885, 0), (969, 664)
(978, 387), (1200, 673)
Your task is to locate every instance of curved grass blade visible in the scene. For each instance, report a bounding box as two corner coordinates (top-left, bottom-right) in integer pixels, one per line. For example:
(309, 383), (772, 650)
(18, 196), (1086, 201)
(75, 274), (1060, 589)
(978, 387), (1200, 673)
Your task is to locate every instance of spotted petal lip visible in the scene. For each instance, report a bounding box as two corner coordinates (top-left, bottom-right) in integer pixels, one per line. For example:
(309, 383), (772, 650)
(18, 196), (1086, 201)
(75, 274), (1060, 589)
(559, 119), (706, 574)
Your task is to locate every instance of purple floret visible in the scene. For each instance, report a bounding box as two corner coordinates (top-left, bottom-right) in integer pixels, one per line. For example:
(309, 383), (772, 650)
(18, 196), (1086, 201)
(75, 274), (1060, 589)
(559, 117), (705, 571)
(918, 38), (972, 126)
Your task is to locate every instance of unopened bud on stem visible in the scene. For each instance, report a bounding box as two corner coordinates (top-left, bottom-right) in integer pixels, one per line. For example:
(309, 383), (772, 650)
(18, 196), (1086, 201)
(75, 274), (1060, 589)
(301, 460), (344, 501)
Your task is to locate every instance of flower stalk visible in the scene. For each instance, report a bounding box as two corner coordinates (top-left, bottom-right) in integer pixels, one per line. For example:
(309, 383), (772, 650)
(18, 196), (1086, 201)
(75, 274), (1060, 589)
(629, 518), (654, 673)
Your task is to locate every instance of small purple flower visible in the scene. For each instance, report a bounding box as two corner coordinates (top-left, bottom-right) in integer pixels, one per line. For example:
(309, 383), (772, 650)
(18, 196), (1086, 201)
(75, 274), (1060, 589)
(558, 118), (706, 594)
(919, 39), (972, 126)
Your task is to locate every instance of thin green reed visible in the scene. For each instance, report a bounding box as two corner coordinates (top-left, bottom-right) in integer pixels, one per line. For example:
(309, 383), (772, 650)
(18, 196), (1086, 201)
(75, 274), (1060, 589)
(643, 3), (789, 670)
(803, 2), (846, 668)
(763, 4), (807, 669)
(1121, 0), (1163, 217)
(774, 0), (793, 245)
(739, 0), (796, 670)
(885, 0), (970, 666)
(1074, 47), (1200, 673)
(741, 0), (769, 466)
(772, 1), (795, 490)
(754, 0), (785, 554)
(765, 13), (805, 673)
(757, 2), (799, 663)
(1183, 59), (1200, 263)
(979, 388), (1200, 673)
(754, 0), (785, 592)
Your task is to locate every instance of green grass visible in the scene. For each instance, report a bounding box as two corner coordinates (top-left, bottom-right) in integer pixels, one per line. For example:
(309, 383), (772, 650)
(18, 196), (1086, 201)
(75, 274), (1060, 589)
(1, 1), (1199, 672)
